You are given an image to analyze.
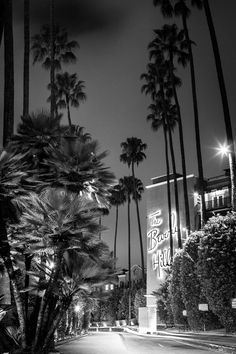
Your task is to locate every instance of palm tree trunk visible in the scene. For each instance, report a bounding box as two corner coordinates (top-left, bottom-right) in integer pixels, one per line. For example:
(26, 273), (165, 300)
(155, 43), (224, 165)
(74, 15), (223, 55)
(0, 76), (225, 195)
(167, 126), (182, 249)
(23, 0), (30, 116)
(3, 0), (14, 147)
(66, 97), (72, 128)
(203, 0), (236, 211)
(182, 13), (206, 226)
(131, 163), (145, 282)
(127, 198), (131, 325)
(50, 0), (55, 119)
(169, 56), (191, 234)
(163, 124), (173, 260)
(0, 0), (6, 47)
(113, 205), (119, 263)
(0, 210), (27, 350)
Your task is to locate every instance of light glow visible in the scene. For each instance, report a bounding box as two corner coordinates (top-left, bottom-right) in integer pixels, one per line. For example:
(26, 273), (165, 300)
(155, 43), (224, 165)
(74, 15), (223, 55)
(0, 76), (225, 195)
(216, 143), (230, 157)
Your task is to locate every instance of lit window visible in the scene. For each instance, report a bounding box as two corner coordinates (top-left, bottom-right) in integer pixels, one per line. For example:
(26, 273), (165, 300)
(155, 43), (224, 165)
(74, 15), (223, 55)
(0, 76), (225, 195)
(105, 284), (109, 291)
(110, 284), (114, 290)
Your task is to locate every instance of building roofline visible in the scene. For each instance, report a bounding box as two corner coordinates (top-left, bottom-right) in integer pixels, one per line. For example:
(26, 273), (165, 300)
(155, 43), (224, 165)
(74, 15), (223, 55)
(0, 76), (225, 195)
(146, 174), (195, 189)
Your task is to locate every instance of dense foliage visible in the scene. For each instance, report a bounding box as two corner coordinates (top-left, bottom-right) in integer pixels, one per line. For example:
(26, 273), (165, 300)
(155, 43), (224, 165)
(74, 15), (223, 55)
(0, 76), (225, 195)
(197, 213), (236, 332)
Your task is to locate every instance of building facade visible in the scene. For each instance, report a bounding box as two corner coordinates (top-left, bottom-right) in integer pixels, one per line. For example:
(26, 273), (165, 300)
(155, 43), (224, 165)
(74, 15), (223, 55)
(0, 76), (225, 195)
(139, 170), (231, 332)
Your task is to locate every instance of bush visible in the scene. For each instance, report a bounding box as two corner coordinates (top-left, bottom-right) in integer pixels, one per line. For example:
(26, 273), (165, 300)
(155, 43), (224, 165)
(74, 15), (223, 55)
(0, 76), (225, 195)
(169, 251), (188, 326)
(197, 212), (236, 332)
(153, 269), (173, 325)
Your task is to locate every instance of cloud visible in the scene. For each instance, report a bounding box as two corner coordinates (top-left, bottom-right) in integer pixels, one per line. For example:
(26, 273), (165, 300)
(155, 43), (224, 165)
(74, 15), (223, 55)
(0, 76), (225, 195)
(13, 0), (135, 35)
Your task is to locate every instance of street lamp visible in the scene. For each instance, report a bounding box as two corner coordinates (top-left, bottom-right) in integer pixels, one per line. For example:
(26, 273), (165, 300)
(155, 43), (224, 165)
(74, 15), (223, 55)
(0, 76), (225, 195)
(216, 143), (236, 211)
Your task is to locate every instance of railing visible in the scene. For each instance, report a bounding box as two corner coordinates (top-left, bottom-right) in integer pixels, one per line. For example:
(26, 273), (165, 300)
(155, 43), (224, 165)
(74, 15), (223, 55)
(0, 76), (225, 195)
(205, 196), (231, 210)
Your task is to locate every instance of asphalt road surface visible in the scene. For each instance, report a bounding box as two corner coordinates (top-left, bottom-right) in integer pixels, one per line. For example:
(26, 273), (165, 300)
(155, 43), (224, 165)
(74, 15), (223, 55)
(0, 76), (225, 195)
(58, 332), (215, 354)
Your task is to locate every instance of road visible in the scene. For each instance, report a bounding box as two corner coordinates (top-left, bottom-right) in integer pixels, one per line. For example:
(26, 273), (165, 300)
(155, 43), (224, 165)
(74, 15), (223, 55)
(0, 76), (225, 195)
(58, 332), (215, 354)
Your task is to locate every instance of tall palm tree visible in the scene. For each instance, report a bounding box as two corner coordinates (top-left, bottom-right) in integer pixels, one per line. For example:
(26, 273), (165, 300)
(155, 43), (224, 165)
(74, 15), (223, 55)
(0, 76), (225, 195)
(153, 0), (207, 225)
(119, 176), (134, 325)
(109, 184), (126, 264)
(201, 0), (236, 210)
(3, 0), (14, 147)
(0, 0), (6, 47)
(49, 72), (86, 128)
(50, 0), (55, 118)
(31, 24), (79, 118)
(148, 24), (190, 242)
(120, 137), (147, 281)
(142, 59), (176, 259)
(23, 0), (30, 117)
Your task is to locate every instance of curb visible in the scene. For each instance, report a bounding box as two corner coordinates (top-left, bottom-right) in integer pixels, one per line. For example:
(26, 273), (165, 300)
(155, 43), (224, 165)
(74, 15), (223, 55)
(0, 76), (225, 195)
(124, 327), (236, 354)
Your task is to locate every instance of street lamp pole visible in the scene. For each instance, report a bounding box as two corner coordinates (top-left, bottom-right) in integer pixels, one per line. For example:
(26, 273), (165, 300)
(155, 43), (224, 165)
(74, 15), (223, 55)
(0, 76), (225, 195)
(228, 151), (236, 211)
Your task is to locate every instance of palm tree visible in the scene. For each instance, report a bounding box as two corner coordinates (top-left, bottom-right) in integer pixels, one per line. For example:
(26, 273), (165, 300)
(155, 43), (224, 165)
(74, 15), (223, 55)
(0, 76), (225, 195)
(153, 0), (207, 225)
(23, 0), (30, 116)
(141, 61), (174, 259)
(120, 137), (147, 281)
(0, 0), (6, 47)
(3, 0), (14, 147)
(148, 24), (190, 243)
(201, 0), (236, 210)
(109, 184), (126, 264)
(119, 176), (134, 325)
(4, 112), (115, 352)
(49, 72), (86, 128)
(31, 24), (79, 118)
(50, 0), (55, 118)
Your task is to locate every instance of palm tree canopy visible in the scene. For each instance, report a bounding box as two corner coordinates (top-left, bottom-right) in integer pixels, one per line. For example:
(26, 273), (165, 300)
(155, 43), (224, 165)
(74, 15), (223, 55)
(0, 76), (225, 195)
(149, 24), (189, 67)
(48, 72), (86, 110)
(153, 0), (202, 19)
(31, 24), (79, 71)
(109, 183), (126, 207)
(119, 176), (143, 202)
(153, 0), (174, 17)
(120, 137), (147, 167)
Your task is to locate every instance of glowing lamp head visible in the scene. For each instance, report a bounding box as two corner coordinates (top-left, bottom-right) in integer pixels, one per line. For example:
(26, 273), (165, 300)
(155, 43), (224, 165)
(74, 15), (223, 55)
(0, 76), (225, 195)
(217, 143), (230, 157)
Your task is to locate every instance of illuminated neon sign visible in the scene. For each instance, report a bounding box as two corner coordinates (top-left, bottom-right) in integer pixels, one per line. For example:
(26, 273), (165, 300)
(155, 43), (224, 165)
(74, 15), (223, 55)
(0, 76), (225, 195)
(147, 210), (177, 278)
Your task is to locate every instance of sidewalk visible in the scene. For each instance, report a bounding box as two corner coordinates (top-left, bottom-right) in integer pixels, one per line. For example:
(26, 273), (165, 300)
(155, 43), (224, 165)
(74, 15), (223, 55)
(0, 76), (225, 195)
(125, 326), (236, 353)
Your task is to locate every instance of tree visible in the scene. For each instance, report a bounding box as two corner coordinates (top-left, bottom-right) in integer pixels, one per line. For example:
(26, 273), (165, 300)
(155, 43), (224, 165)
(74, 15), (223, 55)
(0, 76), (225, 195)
(23, 0), (30, 116)
(31, 24), (79, 117)
(141, 61), (174, 259)
(109, 184), (126, 264)
(201, 0), (236, 210)
(120, 137), (147, 281)
(153, 269), (174, 325)
(1, 111), (115, 353)
(153, 0), (207, 225)
(169, 250), (188, 326)
(197, 213), (236, 332)
(149, 23), (191, 235)
(119, 176), (134, 325)
(49, 72), (86, 128)
(3, 0), (14, 147)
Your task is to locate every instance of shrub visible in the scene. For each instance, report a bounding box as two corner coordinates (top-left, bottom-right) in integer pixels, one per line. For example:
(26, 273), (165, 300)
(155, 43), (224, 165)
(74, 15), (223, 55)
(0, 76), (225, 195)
(169, 251), (188, 326)
(197, 212), (236, 332)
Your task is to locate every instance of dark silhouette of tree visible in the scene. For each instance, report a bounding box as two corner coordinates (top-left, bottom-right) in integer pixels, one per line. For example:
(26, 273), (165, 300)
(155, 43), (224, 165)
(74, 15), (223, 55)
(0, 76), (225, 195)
(23, 0), (30, 116)
(201, 0), (236, 210)
(119, 176), (134, 325)
(153, 0), (207, 225)
(3, 0), (14, 147)
(120, 137), (147, 281)
(109, 184), (126, 264)
(48, 72), (86, 128)
(31, 23), (79, 118)
(148, 23), (191, 243)
(141, 60), (174, 259)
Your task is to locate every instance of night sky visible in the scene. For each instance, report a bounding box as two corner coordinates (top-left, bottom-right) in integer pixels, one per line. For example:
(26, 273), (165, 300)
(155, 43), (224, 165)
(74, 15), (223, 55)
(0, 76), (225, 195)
(0, 0), (236, 268)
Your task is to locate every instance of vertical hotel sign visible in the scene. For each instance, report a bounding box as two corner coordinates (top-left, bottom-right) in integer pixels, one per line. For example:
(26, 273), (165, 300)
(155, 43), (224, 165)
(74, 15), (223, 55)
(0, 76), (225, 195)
(147, 209), (177, 279)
